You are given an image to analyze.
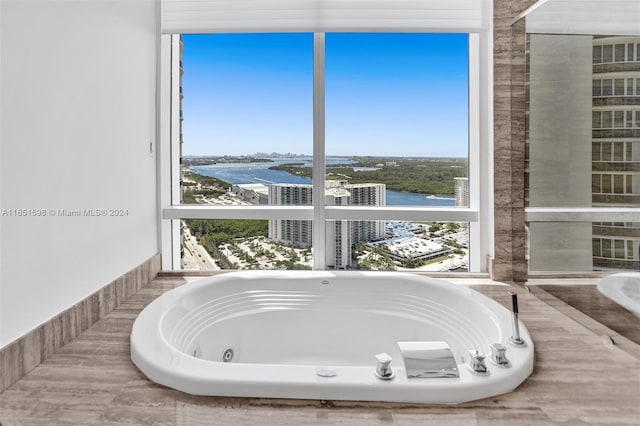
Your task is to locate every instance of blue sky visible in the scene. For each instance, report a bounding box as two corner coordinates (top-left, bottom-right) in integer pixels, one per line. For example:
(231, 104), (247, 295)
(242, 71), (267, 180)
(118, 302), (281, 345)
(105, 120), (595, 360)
(181, 33), (468, 157)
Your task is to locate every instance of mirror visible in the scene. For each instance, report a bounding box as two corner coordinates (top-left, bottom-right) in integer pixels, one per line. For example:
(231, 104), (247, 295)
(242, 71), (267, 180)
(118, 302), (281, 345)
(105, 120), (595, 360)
(518, 0), (640, 352)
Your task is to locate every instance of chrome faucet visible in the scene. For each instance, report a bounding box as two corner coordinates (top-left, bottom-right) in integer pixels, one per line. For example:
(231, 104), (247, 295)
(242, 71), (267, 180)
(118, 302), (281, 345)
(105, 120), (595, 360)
(374, 352), (395, 380)
(468, 349), (489, 375)
(490, 343), (511, 367)
(397, 341), (459, 378)
(508, 291), (526, 346)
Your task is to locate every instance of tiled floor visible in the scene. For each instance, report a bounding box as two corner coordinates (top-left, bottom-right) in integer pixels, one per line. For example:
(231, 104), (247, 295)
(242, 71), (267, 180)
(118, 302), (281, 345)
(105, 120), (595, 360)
(1, 276), (639, 425)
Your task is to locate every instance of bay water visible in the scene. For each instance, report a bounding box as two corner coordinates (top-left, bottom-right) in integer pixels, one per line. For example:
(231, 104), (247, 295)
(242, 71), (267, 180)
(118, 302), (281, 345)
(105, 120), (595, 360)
(190, 157), (456, 207)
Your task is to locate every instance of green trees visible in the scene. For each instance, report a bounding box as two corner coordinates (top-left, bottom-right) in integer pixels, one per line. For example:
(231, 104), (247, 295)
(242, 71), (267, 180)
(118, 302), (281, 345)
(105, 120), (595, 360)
(359, 244), (397, 271)
(181, 171), (230, 204)
(446, 222), (460, 231)
(429, 223), (443, 233)
(275, 260), (311, 270)
(185, 219), (268, 245)
(182, 189), (227, 204)
(184, 219), (268, 267)
(269, 157), (467, 195)
(182, 171), (231, 190)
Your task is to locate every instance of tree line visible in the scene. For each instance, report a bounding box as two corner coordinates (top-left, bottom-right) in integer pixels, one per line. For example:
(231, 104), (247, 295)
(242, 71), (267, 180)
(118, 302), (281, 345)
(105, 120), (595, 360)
(269, 158), (467, 195)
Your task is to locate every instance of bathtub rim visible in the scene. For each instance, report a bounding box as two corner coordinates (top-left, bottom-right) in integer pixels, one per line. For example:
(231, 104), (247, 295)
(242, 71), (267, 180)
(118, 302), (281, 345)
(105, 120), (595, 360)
(130, 270), (534, 404)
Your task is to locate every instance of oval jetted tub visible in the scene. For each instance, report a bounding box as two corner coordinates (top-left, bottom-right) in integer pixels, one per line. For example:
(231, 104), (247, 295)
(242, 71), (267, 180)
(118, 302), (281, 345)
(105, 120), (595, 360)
(597, 272), (640, 317)
(131, 271), (534, 404)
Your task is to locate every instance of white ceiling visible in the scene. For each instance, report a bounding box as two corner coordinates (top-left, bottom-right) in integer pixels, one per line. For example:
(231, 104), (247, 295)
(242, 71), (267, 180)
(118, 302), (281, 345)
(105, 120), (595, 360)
(525, 0), (640, 35)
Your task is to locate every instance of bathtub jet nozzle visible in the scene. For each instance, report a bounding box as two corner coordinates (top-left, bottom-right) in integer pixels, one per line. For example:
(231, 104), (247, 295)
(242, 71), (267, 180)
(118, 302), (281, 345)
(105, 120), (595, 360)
(508, 291), (526, 347)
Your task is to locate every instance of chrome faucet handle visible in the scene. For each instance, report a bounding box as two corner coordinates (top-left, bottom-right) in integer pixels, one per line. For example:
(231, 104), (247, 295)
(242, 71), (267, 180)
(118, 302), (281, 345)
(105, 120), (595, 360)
(490, 343), (511, 367)
(468, 349), (489, 375)
(374, 352), (395, 380)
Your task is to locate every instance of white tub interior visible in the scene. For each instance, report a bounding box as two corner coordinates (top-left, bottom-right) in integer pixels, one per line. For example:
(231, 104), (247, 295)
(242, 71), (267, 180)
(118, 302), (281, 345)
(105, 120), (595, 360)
(166, 289), (500, 367)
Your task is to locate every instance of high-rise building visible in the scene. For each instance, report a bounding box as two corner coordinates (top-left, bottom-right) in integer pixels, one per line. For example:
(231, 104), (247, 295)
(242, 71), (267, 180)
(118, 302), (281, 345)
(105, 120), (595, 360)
(268, 181), (386, 268)
(268, 184), (313, 246)
(454, 177), (469, 207)
(591, 36), (640, 270)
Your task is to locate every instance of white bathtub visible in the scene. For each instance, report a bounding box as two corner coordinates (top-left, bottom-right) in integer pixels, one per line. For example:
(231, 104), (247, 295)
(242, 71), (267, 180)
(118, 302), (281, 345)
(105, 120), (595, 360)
(130, 271), (534, 404)
(597, 272), (640, 317)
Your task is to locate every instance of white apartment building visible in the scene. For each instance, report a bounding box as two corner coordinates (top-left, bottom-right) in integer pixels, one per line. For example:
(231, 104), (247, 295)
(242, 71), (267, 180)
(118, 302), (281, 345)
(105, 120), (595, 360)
(232, 183), (269, 205)
(454, 177), (469, 207)
(268, 181), (386, 268)
(591, 36), (640, 270)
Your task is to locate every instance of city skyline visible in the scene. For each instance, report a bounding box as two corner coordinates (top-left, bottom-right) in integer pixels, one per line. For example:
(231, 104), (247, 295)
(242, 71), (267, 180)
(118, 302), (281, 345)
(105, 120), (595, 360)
(181, 33), (469, 157)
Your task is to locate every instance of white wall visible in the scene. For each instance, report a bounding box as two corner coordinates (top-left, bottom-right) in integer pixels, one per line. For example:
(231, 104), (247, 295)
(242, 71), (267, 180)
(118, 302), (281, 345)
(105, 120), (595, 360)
(0, 0), (159, 346)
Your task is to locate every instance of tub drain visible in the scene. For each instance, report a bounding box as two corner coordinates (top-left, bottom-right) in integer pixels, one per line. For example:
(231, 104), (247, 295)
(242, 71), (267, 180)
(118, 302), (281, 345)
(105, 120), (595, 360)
(221, 348), (234, 362)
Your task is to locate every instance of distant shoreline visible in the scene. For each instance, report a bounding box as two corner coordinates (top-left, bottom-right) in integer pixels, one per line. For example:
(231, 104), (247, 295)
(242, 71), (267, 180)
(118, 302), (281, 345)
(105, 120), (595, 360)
(185, 165), (457, 207)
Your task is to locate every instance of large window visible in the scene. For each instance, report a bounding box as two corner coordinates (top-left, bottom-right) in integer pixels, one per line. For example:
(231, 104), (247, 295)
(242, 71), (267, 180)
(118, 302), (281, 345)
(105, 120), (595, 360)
(162, 32), (483, 271)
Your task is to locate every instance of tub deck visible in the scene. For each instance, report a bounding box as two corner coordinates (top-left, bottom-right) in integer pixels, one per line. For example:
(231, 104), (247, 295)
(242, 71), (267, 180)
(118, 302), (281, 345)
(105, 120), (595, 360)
(0, 276), (639, 425)
(132, 272), (533, 404)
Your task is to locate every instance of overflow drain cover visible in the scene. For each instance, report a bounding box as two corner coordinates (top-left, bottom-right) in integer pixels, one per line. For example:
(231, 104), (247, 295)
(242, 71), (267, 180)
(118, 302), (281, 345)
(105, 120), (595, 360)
(316, 369), (337, 378)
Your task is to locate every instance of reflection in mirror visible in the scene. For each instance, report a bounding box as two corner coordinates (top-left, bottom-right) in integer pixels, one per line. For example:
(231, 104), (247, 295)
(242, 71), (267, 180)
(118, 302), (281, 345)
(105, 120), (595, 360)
(524, 31), (640, 272)
(525, 0), (640, 271)
(517, 0), (640, 366)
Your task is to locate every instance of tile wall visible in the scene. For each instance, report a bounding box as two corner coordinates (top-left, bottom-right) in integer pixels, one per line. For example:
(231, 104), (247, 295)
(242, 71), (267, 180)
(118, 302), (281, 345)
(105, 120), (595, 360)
(0, 254), (161, 392)
(491, 0), (537, 283)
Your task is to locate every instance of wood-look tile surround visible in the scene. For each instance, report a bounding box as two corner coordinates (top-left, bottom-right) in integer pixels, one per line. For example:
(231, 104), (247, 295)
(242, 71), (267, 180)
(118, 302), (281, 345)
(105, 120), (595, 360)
(0, 254), (161, 394)
(491, 0), (537, 283)
(533, 283), (640, 346)
(0, 276), (638, 425)
(528, 284), (640, 361)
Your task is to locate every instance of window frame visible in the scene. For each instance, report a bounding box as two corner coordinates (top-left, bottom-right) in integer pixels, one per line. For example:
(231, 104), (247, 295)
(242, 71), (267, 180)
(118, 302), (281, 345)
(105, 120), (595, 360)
(160, 32), (488, 272)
